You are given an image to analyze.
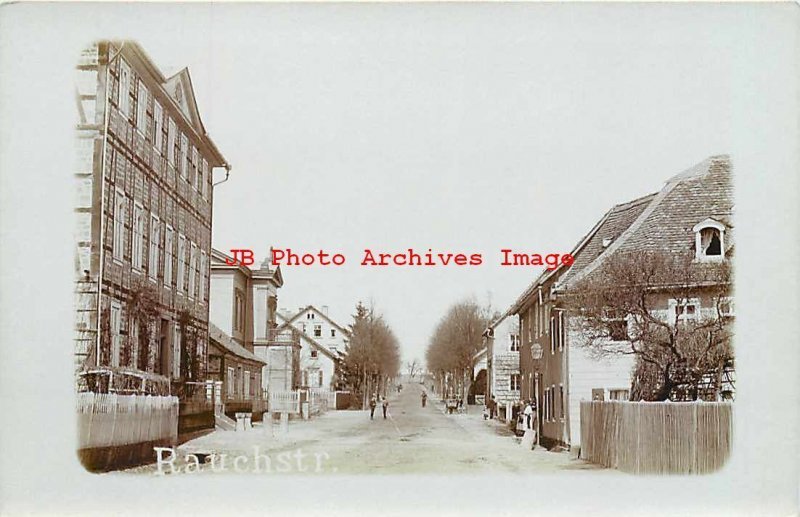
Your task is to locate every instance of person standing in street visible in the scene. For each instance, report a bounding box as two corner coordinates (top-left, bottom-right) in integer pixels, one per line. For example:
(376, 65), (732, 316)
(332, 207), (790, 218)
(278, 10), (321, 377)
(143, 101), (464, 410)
(369, 394), (377, 420)
(421, 391), (427, 408)
(382, 396), (389, 419)
(523, 400), (534, 429)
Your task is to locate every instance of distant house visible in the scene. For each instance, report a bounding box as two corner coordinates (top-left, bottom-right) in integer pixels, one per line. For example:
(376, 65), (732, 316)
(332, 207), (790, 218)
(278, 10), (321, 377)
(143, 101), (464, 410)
(276, 305), (350, 391)
(511, 155), (734, 450)
(475, 312), (521, 421)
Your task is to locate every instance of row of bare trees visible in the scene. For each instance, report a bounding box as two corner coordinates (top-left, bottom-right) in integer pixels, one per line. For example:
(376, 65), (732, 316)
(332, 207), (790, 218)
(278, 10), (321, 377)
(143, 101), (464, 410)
(425, 299), (495, 410)
(341, 302), (401, 408)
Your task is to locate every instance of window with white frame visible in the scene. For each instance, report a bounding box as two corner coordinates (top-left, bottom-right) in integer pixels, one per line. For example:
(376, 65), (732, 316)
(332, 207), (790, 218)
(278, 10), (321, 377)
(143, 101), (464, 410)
(718, 297), (735, 318)
(180, 134), (188, 178)
(132, 203), (145, 270)
(110, 301), (122, 367)
(310, 349), (318, 359)
(550, 315), (556, 354)
(199, 251), (207, 302)
(543, 387), (550, 421)
(176, 234), (186, 293)
(671, 298), (700, 322)
(558, 311), (565, 351)
(188, 243), (197, 298)
(191, 147), (199, 189)
(167, 119), (176, 165)
(164, 225), (174, 287)
(153, 101), (163, 153)
(510, 333), (520, 352)
(559, 384), (565, 418)
(200, 159), (208, 198)
(148, 215), (160, 279)
(510, 373), (521, 391)
(172, 325), (181, 378)
(227, 367), (235, 396)
(112, 190), (126, 261)
(692, 218), (726, 261)
(244, 371), (251, 400)
(314, 324), (322, 337)
(136, 80), (147, 133)
(118, 59), (131, 117)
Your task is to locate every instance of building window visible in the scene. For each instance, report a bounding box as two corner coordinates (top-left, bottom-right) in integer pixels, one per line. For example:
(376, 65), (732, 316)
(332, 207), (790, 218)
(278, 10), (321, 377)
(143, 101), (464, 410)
(199, 251), (207, 302)
(331, 329), (336, 338)
(693, 219), (726, 261)
(164, 225), (174, 287)
(200, 159), (208, 199)
(234, 289), (245, 332)
(609, 389), (630, 401)
(191, 147), (199, 189)
(719, 298), (734, 318)
(310, 350), (318, 359)
(132, 203), (144, 270)
(148, 215), (160, 279)
(112, 190), (126, 261)
(558, 311), (565, 351)
(314, 324), (322, 338)
(671, 299), (700, 322)
(173, 325), (182, 378)
(188, 243), (197, 299)
(136, 80), (147, 133)
(301, 323), (307, 334)
(550, 315), (556, 354)
(244, 371), (251, 400)
(510, 373), (521, 391)
(118, 59), (130, 117)
(509, 333), (520, 352)
(302, 370), (308, 387)
(167, 119), (176, 165)
(602, 309), (628, 341)
(176, 234), (186, 293)
(318, 370), (324, 387)
(559, 385), (565, 418)
(179, 134), (188, 178)
(153, 101), (163, 154)
(110, 301), (122, 367)
(227, 367), (235, 396)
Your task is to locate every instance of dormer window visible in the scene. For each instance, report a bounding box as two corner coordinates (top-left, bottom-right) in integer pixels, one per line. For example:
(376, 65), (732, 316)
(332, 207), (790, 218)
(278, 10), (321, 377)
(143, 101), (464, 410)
(692, 218), (726, 261)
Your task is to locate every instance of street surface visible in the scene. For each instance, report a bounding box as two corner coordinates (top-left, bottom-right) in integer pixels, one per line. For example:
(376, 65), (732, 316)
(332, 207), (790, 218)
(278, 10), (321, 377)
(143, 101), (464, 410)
(126, 382), (611, 475)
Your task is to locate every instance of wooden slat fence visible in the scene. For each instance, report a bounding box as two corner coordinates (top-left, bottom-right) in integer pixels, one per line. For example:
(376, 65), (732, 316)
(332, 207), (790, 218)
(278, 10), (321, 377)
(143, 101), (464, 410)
(77, 392), (178, 449)
(580, 400), (732, 474)
(269, 391), (300, 414)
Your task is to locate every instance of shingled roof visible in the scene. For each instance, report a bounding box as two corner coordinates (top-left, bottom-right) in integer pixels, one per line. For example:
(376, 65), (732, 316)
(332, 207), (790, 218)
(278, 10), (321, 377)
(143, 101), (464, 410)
(208, 323), (265, 365)
(559, 155), (733, 289)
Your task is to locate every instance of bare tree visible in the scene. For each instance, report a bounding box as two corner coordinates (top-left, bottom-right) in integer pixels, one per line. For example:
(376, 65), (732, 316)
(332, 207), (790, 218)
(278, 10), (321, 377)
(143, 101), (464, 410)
(406, 358), (421, 379)
(563, 250), (733, 401)
(425, 299), (492, 411)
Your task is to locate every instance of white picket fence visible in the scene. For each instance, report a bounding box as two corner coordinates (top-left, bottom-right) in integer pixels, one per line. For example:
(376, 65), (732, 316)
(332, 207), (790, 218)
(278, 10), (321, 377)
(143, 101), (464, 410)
(269, 391), (300, 414)
(77, 392), (179, 449)
(308, 389), (335, 413)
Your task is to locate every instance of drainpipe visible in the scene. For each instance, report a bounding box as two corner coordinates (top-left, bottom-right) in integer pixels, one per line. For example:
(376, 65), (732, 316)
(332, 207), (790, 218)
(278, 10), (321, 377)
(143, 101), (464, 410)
(95, 42), (124, 367)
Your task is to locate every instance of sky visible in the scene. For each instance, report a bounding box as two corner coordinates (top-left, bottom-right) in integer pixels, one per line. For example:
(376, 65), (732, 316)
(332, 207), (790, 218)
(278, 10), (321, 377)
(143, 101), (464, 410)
(131, 3), (741, 366)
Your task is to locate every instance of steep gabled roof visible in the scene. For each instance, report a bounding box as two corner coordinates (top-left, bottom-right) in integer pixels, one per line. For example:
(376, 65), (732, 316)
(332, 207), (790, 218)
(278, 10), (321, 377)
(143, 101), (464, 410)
(510, 192), (656, 314)
(561, 155), (733, 289)
(277, 305), (352, 338)
(297, 332), (340, 362)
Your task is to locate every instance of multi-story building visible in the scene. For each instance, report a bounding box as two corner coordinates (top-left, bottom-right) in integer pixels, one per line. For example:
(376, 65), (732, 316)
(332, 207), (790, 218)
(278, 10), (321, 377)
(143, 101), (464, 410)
(510, 155), (734, 450)
(209, 249), (285, 406)
(474, 312), (521, 421)
(74, 41), (229, 395)
(276, 305), (350, 391)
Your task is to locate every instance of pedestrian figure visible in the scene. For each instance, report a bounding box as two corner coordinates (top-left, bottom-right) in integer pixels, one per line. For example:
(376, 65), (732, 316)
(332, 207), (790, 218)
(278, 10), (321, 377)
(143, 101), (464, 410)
(421, 391), (427, 408)
(369, 395), (377, 420)
(382, 396), (389, 419)
(523, 400), (534, 430)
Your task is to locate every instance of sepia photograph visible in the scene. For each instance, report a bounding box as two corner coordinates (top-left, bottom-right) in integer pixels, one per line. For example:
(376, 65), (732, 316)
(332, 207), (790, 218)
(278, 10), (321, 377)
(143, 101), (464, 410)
(1, 1), (799, 515)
